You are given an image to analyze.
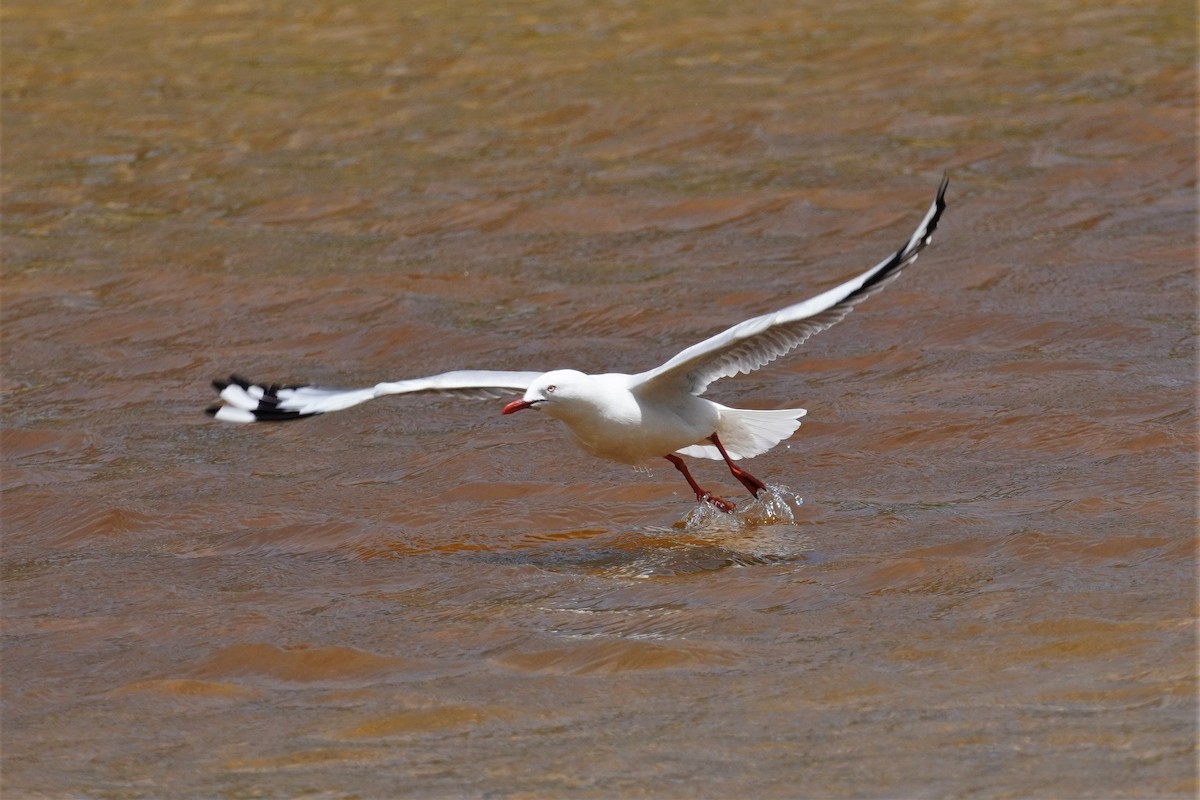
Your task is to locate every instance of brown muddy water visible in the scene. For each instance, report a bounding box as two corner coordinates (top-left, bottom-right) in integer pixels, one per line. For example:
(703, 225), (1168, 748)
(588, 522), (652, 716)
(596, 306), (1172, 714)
(2, 0), (1196, 797)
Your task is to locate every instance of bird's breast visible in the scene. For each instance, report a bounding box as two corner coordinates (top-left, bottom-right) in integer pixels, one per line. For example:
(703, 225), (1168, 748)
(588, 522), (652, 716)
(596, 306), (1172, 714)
(553, 391), (718, 465)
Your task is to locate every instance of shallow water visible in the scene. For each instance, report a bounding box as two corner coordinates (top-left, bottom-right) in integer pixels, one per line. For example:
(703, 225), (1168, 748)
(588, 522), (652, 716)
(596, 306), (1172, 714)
(2, 0), (1196, 797)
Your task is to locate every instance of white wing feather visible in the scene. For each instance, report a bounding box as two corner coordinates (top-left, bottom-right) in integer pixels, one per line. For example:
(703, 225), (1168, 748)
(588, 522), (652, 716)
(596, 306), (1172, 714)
(633, 175), (948, 397)
(208, 370), (541, 423)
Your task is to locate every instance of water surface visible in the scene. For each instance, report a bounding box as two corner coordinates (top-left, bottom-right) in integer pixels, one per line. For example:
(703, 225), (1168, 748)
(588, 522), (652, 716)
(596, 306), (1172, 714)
(2, 0), (1195, 797)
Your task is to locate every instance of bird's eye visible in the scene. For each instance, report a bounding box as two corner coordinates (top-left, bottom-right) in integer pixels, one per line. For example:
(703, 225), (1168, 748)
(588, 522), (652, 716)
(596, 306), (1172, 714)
(546, 384), (556, 393)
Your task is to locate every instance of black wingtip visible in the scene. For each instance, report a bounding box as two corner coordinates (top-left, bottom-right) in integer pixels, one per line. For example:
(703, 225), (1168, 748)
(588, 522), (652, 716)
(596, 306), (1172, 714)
(925, 172), (949, 244)
(248, 409), (309, 422)
(207, 373), (320, 422)
(934, 172), (949, 219)
(854, 175), (948, 296)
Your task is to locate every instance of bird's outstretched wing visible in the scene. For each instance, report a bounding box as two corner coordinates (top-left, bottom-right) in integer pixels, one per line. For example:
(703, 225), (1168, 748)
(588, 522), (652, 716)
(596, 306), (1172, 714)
(207, 370), (542, 423)
(633, 175), (948, 397)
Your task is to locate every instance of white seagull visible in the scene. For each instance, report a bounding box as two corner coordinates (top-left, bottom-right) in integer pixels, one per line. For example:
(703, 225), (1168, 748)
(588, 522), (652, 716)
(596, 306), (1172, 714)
(209, 176), (948, 512)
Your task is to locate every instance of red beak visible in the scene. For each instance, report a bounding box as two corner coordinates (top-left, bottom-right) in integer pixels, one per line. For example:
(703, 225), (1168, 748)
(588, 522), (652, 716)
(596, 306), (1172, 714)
(502, 399), (534, 415)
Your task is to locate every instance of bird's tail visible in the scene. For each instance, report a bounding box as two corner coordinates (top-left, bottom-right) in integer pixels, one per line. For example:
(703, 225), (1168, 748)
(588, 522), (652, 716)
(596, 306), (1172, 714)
(675, 405), (807, 461)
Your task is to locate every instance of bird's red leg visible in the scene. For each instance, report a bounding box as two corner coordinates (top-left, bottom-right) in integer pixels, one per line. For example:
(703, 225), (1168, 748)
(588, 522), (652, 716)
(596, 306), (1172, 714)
(664, 454), (736, 513)
(709, 433), (768, 498)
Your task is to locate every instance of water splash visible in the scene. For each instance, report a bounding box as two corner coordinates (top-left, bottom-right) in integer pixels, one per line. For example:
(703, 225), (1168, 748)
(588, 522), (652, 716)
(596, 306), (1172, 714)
(681, 485), (803, 532)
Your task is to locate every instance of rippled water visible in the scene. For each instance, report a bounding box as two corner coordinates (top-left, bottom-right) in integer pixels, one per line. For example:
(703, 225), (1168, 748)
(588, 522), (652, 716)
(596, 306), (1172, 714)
(3, 0), (1195, 797)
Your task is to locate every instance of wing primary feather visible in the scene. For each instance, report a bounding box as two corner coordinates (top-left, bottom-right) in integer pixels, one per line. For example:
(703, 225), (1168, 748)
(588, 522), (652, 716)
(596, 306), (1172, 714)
(206, 370), (540, 423)
(635, 175), (949, 396)
(854, 172), (947, 297)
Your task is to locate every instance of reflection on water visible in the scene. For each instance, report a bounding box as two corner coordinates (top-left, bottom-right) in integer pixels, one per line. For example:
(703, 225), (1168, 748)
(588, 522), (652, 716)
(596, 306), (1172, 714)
(2, 0), (1195, 796)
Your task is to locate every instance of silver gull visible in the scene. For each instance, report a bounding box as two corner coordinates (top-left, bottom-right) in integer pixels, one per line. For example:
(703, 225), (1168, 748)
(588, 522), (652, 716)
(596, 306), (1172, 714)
(208, 176), (949, 511)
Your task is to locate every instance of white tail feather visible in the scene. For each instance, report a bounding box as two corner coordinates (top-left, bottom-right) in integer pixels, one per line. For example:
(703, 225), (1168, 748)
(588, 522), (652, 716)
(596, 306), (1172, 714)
(675, 405), (807, 461)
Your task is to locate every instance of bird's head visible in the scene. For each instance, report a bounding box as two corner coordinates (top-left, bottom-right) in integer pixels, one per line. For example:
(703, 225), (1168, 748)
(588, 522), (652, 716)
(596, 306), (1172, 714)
(501, 369), (588, 418)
